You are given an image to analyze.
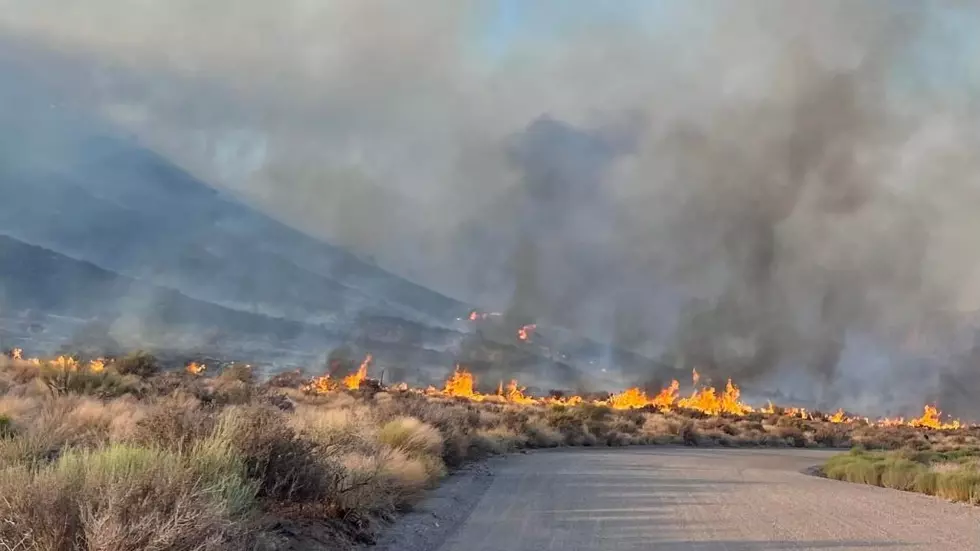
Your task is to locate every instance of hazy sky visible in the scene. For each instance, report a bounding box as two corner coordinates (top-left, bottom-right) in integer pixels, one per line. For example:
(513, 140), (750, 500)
(4, 1), (980, 413)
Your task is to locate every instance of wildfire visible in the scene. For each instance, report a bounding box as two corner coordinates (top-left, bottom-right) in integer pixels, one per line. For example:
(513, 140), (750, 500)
(303, 375), (335, 395)
(444, 366), (477, 399)
(505, 380), (536, 405)
(467, 310), (501, 321)
(186, 361), (206, 376)
(88, 358), (106, 374)
(676, 372), (752, 416)
(52, 355), (80, 372)
(608, 387), (651, 409)
(343, 354), (373, 390)
(908, 405), (961, 430)
(828, 409), (848, 423)
(517, 324), (537, 341)
(10, 348), (23, 360)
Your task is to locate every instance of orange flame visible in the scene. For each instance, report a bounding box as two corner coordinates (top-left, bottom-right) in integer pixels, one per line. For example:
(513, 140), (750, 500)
(652, 380), (680, 410)
(678, 379), (751, 416)
(517, 324), (537, 341)
(444, 366), (477, 399)
(10, 348), (23, 360)
(908, 405), (961, 430)
(505, 380), (536, 405)
(52, 355), (80, 372)
(343, 354), (373, 390)
(608, 387), (651, 409)
(186, 361), (206, 376)
(88, 358), (107, 373)
(303, 375), (335, 395)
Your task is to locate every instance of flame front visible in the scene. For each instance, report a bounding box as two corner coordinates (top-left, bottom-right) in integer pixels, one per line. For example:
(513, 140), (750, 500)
(908, 405), (961, 430)
(88, 358), (106, 373)
(343, 354), (373, 390)
(505, 380), (536, 405)
(444, 366), (477, 399)
(10, 348), (23, 360)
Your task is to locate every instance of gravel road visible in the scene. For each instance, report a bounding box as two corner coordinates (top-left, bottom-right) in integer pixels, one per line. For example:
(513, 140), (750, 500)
(376, 447), (980, 551)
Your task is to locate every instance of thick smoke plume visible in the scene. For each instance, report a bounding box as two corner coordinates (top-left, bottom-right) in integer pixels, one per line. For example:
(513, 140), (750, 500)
(3, 2), (980, 415)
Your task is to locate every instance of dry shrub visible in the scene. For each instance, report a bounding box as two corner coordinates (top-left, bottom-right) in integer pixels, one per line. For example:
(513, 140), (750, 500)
(377, 417), (444, 458)
(132, 394), (217, 451)
(524, 419), (563, 448)
(0, 395), (145, 467)
(680, 421), (699, 446)
(212, 406), (329, 504)
(264, 369), (307, 389)
(292, 404), (378, 454)
(773, 426), (807, 448)
(218, 364), (255, 385)
(0, 444), (255, 551)
(113, 351), (160, 378)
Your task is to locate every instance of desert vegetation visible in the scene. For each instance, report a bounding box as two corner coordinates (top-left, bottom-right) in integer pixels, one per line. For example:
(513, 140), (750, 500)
(822, 447), (980, 504)
(1, 351), (976, 550)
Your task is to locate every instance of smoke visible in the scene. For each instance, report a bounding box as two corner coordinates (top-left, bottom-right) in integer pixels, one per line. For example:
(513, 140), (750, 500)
(3, 1), (980, 414)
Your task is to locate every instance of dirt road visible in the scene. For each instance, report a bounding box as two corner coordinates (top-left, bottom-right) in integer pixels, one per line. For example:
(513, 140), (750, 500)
(431, 448), (977, 551)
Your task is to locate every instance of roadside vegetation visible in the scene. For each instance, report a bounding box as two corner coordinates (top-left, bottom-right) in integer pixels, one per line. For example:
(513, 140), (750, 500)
(821, 447), (980, 504)
(1, 352), (975, 550)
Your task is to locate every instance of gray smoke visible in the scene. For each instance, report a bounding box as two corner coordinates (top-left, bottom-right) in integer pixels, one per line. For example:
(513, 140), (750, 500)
(3, 1), (980, 415)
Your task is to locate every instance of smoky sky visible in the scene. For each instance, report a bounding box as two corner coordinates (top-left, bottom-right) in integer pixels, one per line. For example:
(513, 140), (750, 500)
(3, 1), (980, 414)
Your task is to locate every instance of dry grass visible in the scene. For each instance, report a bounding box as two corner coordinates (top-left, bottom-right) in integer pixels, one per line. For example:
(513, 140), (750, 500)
(2, 353), (979, 549)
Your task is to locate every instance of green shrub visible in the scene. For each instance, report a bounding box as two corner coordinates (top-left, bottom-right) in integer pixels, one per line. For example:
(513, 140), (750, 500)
(0, 413), (12, 438)
(936, 470), (980, 503)
(914, 471), (938, 495)
(879, 459), (925, 491)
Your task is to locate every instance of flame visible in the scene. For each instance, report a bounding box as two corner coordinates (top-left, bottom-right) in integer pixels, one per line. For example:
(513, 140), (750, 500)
(186, 361), (206, 376)
(678, 379), (752, 416)
(761, 400), (776, 414)
(828, 408), (849, 424)
(497, 380), (503, 396)
(303, 375), (335, 395)
(908, 405), (961, 430)
(652, 380), (680, 410)
(343, 354), (373, 390)
(444, 366), (477, 399)
(88, 358), (106, 373)
(692, 367), (700, 387)
(467, 310), (501, 321)
(608, 387), (651, 409)
(517, 324), (537, 341)
(505, 380), (536, 405)
(52, 355), (79, 372)
(10, 348), (23, 360)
